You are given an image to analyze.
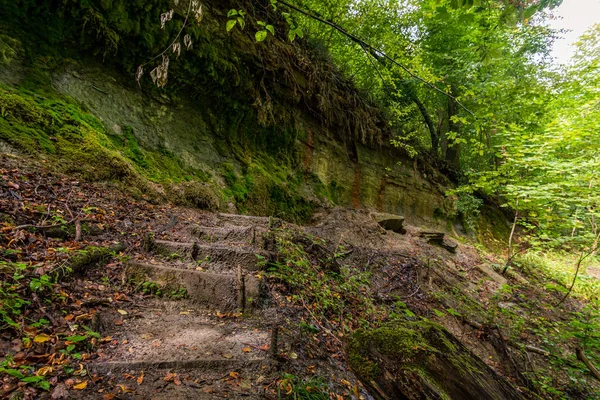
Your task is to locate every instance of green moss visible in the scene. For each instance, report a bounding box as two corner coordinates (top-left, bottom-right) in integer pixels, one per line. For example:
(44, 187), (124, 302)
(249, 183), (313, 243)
(64, 246), (114, 279)
(348, 320), (482, 382)
(0, 84), (210, 188)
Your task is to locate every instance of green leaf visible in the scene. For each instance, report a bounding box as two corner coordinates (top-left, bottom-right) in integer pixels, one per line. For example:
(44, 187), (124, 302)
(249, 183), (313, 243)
(524, 5), (538, 19)
(255, 30), (268, 42)
(237, 17), (245, 29)
(294, 27), (304, 38)
(0, 368), (24, 379)
(227, 9), (238, 17)
(65, 335), (87, 343)
(266, 25), (275, 36)
(288, 30), (297, 42)
(21, 376), (46, 383)
(226, 19), (237, 32)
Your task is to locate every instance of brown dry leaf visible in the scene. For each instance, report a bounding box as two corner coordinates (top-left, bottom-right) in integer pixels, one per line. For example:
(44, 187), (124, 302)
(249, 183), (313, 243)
(242, 347), (252, 353)
(137, 372), (144, 385)
(229, 372), (240, 379)
(73, 381), (88, 390)
(117, 384), (133, 393)
(223, 353), (233, 359)
(75, 313), (90, 321)
(173, 376), (181, 386)
(340, 379), (352, 388)
(103, 394), (116, 400)
(117, 309), (128, 315)
(164, 372), (176, 382)
(259, 343), (270, 351)
(122, 373), (135, 380)
(33, 334), (52, 343)
(36, 366), (53, 376)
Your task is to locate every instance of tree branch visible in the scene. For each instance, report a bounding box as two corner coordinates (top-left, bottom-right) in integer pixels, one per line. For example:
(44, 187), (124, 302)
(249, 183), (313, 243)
(274, 0), (475, 117)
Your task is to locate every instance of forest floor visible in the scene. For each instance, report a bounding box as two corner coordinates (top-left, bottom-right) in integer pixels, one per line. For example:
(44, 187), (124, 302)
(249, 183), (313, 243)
(2, 152), (600, 399)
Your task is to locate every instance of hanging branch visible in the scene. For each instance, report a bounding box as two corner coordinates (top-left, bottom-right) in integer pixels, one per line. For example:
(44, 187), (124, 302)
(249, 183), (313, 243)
(274, 0), (475, 117)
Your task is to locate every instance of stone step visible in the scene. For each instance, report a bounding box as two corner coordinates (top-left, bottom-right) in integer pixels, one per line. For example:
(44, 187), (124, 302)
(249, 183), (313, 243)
(189, 225), (265, 246)
(92, 305), (268, 365)
(126, 262), (262, 311)
(85, 360), (265, 399)
(153, 240), (270, 271)
(216, 213), (280, 228)
(86, 305), (269, 399)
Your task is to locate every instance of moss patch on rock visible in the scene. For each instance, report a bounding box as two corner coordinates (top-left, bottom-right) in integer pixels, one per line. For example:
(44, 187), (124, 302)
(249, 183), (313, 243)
(347, 320), (523, 400)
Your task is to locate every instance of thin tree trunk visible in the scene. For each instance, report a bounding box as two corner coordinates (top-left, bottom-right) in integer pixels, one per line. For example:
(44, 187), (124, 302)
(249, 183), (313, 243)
(502, 198), (519, 275)
(557, 232), (600, 306)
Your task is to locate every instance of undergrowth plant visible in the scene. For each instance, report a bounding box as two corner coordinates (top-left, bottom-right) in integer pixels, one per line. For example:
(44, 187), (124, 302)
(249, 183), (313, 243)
(266, 228), (381, 328)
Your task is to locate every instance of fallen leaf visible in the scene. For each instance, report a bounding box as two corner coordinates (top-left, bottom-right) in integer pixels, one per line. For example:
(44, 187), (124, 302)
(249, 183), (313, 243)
(36, 366), (53, 376)
(259, 343), (270, 351)
(173, 376), (181, 386)
(289, 351), (298, 359)
(229, 372), (240, 379)
(164, 372), (176, 382)
(179, 311), (190, 315)
(75, 313), (90, 321)
(103, 394), (116, 400)
(242, 347), (252, 353)
(7, 181), (19, 190)
(73, 381), (88, 390)
(117, 384), (133, 393)
(117, 309), (128, 315)
(137, 372), (144, 385)
(240, 379), (252, 390)
(34, 334), (52, 343)
(223, 353), (233, 359)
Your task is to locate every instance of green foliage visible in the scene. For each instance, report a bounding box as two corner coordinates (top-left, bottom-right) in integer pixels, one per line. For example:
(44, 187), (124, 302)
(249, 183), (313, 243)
(267, 229), (375, 318)
(277, 373), (329, 400)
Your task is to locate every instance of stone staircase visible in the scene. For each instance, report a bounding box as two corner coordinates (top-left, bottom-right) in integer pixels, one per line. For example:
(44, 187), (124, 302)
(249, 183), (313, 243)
(87, 213), (278, 399)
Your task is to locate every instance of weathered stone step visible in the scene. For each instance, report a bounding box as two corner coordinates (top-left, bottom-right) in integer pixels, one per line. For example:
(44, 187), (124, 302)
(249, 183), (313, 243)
(217, 212), (279, 228)
(92, 305), (268, 364)
(153, 240), (270, 271)
(88, 358), (264, 374)
(190, 225), (265, 245)
(126, 262), (262, 311)
(85, 359), (265, 399)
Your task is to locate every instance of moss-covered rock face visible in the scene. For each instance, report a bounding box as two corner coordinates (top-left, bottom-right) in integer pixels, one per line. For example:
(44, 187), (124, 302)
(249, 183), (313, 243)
(347, 321), (523, 400)
(0, 0), (458, 226)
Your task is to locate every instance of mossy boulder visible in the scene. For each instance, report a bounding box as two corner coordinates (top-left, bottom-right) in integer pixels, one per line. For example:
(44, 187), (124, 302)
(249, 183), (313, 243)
(347, 321), (523, 400)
